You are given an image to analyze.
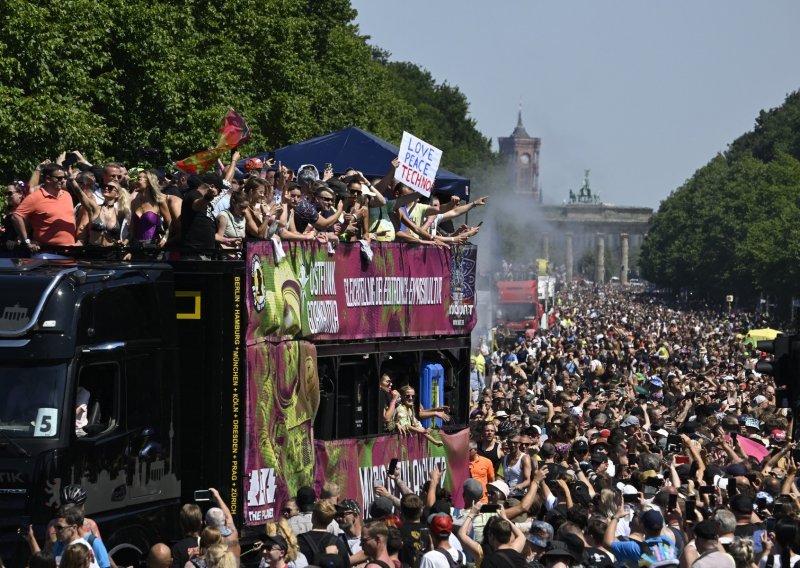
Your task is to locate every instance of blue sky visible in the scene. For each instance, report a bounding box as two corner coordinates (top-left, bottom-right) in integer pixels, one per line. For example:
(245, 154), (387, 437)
(350, 0), (800, 209)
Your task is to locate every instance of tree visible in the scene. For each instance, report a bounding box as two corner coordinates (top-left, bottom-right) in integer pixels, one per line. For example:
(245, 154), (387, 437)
(0, 0), (494, 193)
(640, 90), (800, 311)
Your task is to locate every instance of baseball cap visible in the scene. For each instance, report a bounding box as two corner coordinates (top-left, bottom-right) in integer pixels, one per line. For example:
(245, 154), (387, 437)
(754, 395), (768, 405)
(641, 510), (664, 532)
(369, 496), (394, 519)
(495, 410), (508, 419)
(463, 479), (484, 502)
(262, 534), (288, 552)
(771, 429), (787, 442)
(336, 499), (361, 516)
(620, 416), (640, 428)
(427, 513), (453, 537)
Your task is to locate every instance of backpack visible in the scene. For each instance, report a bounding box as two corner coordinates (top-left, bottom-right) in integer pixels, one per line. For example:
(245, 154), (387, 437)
(637, 536), (679, 567)
(399, 523), (431, 568)
(298, 531), (339, 566)
(434, 547), (466, 568)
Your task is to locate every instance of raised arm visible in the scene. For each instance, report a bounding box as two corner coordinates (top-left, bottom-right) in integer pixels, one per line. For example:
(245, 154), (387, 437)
(456, 504), (484, 561)
(374, 158), (400, 194)
(224, 151), (241, 182)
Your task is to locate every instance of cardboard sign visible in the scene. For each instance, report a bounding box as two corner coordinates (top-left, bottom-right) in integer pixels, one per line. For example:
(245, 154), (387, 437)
(394, 131), (442, 197)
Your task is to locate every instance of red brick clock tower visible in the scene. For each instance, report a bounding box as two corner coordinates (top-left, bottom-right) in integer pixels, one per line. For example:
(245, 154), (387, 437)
(498, 110), (541, 201)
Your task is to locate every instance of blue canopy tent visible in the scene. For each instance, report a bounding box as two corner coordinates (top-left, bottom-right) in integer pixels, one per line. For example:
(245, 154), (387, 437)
(242, 126), (470, 200)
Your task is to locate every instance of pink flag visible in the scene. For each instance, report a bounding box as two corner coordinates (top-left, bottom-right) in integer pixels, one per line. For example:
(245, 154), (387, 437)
(728, 434), (769, 462)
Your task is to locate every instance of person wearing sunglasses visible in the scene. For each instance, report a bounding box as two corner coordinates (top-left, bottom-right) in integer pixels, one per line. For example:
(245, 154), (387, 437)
(75, 181), (130, 248)
(2, 181), (25, 249)
(394, 385), (443, 446)
(12, 163), (77, 252)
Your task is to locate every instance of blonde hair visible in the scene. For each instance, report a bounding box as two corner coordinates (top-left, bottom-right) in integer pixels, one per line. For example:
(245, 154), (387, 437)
(141, 171), (164, 204)
(199, 527), (222, 550)
(116, 186), (131, 220)
(728, 537), (756, 568)
(205, 543), (234, 568)
(61, 543), (91, 568)
(597, 489), (617, 520)
(265, 519), (299, 561)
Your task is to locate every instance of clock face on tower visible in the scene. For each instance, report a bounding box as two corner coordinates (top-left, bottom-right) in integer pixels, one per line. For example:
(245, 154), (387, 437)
(519, 153), (531, 165)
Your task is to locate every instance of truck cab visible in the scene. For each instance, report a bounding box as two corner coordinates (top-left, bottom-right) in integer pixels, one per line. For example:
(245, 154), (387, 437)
(0, 258), (179, 567)
(495, 280), (541, 335)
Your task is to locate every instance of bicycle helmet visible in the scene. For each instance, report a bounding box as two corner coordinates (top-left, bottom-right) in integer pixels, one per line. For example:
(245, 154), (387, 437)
(61, 484), (87, 506)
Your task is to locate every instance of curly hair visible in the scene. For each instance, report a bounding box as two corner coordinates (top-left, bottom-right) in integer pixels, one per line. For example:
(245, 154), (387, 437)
(264, 519), (299, 562)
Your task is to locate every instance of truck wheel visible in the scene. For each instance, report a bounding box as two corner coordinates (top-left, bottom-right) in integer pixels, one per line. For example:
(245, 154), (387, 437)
(108, 528), (150, 568)
(109, 543), (145, 568)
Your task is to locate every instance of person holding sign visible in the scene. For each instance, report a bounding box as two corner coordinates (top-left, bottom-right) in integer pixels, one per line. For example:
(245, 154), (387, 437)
(395, 184), (487, 246)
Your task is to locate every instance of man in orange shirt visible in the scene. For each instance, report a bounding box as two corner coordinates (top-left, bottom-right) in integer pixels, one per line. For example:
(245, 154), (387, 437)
(468, 440), (495, 502)
(13, 164), (76, 251)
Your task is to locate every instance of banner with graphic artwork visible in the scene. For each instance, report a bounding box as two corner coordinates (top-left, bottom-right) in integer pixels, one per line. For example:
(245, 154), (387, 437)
(245, 242), (477, 344)
(243, 337), (469, 525)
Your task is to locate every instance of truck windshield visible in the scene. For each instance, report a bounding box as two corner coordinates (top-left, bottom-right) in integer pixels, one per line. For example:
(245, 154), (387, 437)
(0, 363), (66, 438)
(499, 303), (539, 321)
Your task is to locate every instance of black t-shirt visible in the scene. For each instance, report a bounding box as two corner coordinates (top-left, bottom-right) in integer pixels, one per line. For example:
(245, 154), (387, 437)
(180, 189), (216, 250)
(734, 522), (764, 538)
(482, 548), (527, 568)
(400, 521), (431, 567)
(171, 535), (199, 568)
(584, 547), (614, 567)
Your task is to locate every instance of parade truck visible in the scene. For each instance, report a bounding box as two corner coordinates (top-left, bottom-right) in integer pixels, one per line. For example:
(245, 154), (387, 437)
(495, 279), (542, 337)
(0, 241), (475, 567)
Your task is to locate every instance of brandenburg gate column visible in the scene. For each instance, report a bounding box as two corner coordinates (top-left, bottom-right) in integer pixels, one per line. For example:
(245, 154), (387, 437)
(565, 233), (573, 284)
(595, 233), (605, 284)
(620, 233), (629, 285)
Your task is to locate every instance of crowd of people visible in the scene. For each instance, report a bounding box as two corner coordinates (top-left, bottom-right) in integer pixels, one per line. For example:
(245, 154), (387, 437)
(255, 285), (798, 568)
(5, 213), (799, 568)
(1, 152), (485, 257)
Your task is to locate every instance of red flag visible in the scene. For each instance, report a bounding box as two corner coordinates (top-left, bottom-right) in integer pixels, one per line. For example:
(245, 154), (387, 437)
(217, 108), (251, 150)
(175, 109), (251, 174)
(175, 147), (227, 175)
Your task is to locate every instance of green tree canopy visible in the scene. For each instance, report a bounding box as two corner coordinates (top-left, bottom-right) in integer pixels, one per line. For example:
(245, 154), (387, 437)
(0, 0), (494, 192)
(640, 90), (800, 308)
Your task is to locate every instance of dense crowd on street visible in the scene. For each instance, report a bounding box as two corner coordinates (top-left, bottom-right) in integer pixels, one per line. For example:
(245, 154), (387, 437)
(14, 283), (799, 568)
(1, 152), (484, 258)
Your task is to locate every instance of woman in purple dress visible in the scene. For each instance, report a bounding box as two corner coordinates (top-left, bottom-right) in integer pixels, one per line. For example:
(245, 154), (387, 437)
(130, 170), (171, 246)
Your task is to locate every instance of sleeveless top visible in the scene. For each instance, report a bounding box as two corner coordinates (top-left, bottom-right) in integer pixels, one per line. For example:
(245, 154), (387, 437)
(502, 453), (525, 493)
(220, 210), (246, 238)
(132, 210), (161, 241)
(477, 442), (502, 472)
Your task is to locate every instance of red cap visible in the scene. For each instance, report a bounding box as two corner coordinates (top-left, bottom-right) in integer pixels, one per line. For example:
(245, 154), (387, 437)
(771, 429), (787, 442)
(428, 513), (453, 537)
(599, 429), (611, 438)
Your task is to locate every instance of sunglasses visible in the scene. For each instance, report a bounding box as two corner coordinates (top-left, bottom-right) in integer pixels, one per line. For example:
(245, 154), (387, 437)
(103, 185), (118, 191)
(319, 196), (333, 202)
(48, 176), (67, 181)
